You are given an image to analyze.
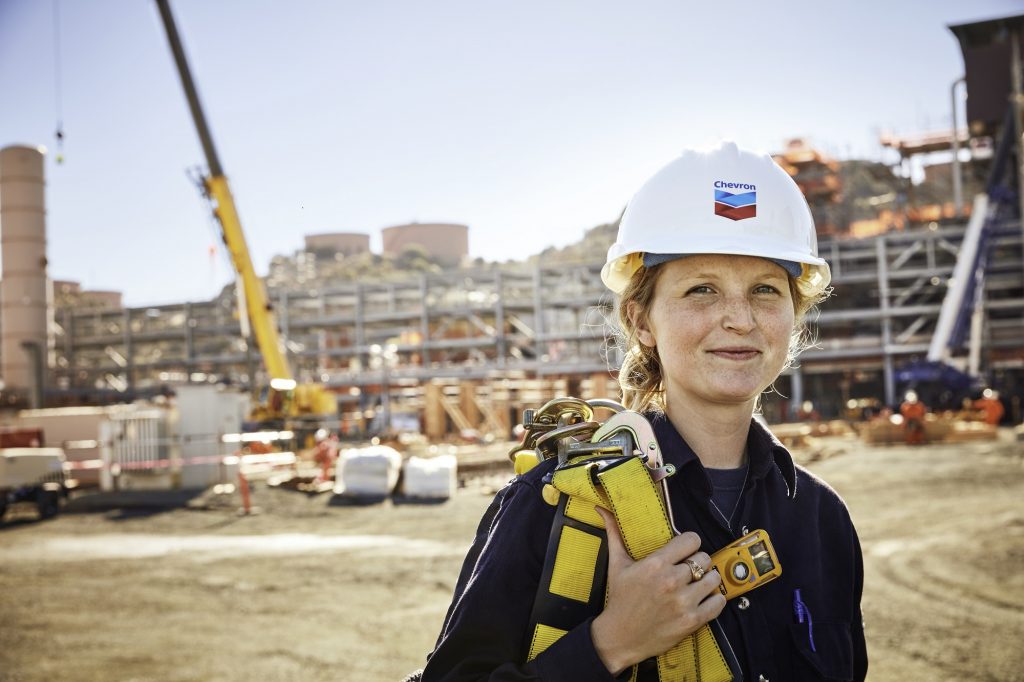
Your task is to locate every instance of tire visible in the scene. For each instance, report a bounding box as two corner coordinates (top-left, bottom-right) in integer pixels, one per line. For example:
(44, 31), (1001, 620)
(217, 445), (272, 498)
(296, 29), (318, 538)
(36, 489), (60, 520)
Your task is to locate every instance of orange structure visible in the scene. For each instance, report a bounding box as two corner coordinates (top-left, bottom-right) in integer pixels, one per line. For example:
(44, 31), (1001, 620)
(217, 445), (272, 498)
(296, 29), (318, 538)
(772, 139), (842, 236)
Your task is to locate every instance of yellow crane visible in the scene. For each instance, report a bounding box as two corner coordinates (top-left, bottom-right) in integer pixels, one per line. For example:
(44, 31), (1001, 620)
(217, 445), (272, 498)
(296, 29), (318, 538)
(155, 0), (336, 428)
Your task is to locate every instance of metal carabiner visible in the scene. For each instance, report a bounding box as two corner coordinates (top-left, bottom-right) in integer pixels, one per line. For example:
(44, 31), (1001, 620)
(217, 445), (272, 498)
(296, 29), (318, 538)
(590, 411), (664, 469)
(586, 398), (626, 414)
(534, 421), (600, 457)
(533, 397), (594, 425)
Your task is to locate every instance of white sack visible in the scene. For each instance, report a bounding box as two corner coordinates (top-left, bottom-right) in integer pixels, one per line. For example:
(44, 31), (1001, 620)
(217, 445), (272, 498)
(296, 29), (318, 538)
(334, 445), (402, 496)
(401, 454), (457, 499)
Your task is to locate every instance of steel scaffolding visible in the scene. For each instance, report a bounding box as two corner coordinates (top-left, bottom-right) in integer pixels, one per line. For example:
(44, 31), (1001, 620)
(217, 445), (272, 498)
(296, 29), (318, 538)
(49, 217), (1024, 420)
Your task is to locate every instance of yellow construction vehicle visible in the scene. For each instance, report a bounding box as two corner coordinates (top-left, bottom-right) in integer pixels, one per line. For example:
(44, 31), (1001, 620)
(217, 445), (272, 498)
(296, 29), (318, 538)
(155, 0), (336, 432)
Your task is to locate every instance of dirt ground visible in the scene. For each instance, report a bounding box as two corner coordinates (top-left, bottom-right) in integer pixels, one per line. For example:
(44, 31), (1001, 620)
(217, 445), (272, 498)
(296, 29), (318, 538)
(1, 431), (1022, 682)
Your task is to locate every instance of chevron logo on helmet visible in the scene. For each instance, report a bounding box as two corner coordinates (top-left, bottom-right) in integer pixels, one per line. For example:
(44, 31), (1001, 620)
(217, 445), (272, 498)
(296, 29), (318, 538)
(714, 181), (757, 221)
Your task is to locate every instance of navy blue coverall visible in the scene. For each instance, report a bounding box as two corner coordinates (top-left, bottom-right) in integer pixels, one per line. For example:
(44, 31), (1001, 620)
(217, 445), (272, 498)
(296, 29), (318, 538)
(422, 412), (868, 681)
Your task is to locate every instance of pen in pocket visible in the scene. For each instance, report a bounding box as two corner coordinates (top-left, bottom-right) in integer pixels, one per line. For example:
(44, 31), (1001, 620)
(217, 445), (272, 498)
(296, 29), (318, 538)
(792, 588), (816, 652)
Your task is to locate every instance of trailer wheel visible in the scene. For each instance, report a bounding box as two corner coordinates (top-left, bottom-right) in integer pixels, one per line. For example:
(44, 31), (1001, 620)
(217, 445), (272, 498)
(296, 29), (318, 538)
(36, 489), (60, 520)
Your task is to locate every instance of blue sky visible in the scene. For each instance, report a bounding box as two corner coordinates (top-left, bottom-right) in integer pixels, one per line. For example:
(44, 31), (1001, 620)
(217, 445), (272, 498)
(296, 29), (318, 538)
(0, 0), (1018, 306)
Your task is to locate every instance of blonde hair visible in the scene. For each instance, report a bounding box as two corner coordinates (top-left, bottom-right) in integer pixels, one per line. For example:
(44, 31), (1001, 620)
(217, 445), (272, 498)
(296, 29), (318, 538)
(613, 262), (829, 412)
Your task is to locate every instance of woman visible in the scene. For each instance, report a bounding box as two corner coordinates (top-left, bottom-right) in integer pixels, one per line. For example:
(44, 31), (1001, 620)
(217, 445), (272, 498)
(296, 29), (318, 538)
(420, 142), (867, 681)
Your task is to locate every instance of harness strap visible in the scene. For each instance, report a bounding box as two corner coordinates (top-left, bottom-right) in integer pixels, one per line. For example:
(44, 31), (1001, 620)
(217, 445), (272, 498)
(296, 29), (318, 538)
(527, 455), (735, 681)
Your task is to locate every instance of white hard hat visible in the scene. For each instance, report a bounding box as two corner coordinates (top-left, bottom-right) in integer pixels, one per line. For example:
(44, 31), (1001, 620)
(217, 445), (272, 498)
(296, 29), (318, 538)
(315, 428), (330, 442)
(601, 142), (831, 296)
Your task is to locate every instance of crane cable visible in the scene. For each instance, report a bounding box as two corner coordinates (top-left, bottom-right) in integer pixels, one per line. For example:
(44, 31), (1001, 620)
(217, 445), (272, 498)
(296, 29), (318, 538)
(53, 0), (65, 163)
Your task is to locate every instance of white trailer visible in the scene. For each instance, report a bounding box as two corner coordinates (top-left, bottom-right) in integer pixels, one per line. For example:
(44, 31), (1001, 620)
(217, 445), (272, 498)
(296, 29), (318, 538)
(0, 447), (68, 521)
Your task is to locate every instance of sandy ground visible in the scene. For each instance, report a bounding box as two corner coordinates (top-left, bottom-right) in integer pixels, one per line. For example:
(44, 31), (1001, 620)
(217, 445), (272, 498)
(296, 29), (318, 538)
(1, 431), (1022, 681)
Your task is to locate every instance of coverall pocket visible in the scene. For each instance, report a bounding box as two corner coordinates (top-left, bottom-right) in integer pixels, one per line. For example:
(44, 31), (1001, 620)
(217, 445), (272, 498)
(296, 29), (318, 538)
(788, 620), (854, 681)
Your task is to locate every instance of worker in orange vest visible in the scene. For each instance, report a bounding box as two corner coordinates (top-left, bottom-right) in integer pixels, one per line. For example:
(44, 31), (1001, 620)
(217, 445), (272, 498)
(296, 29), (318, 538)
(312, 428), (339, 483)
(974, 389), (1005, 426)
(900, 390), (927, 445)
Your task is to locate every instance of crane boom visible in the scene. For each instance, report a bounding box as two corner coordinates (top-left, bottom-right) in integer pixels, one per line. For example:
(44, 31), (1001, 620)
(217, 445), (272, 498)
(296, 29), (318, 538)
(155, 0), (294, 388)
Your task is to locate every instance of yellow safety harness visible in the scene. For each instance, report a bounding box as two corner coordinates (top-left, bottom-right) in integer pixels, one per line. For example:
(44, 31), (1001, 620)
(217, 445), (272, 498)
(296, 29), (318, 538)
(510, 398), (739, 682)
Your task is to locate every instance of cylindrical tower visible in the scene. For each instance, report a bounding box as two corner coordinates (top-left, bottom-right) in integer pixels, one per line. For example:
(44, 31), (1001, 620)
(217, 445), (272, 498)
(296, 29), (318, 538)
(304, 232), (371, 257)
(0, 145), (49, 404)
(381, 222), (469, 267)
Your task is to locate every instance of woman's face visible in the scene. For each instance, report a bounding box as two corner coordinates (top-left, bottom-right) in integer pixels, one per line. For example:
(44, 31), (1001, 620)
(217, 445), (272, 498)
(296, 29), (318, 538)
(631, 254), (795, 410)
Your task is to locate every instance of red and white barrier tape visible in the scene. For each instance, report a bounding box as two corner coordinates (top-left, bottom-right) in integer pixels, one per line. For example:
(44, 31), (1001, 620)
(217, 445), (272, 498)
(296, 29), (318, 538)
(63, 451), (297, 473)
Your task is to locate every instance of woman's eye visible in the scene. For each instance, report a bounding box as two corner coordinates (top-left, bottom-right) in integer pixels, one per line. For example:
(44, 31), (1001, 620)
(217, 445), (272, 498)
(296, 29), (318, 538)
(686, 285), (714, 295)
(754, 284), (781, 295)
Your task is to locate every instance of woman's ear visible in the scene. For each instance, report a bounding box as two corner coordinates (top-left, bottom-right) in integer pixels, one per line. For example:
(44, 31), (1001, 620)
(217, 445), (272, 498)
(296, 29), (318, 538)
(627, 300), (656, 348)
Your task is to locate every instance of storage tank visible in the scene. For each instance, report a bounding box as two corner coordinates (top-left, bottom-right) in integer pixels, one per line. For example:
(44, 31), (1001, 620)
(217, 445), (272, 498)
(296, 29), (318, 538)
(0, 145), (49, 405)
(381, 222), (468, 267)
(52, 280), (80, 297)
(304, 232), (371, 257)
(79, 290), (123, 309)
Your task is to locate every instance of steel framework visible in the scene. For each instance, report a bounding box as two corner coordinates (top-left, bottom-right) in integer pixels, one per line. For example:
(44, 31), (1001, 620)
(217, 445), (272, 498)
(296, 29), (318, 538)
(49, 217), (1024, 421)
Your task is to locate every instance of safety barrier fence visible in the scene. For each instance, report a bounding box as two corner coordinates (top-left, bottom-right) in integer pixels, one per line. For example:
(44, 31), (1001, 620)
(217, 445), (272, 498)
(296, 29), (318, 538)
(59, 429), (299, 490)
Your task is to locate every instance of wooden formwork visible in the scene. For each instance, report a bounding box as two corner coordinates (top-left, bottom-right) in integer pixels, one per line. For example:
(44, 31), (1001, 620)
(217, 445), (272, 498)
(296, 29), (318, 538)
(857, 415), (1000, 445)
(417, 375), (622, 442)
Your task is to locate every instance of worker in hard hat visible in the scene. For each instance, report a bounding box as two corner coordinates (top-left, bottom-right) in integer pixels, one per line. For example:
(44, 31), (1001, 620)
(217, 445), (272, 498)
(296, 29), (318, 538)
(796, 400), (820, 422)
(421, 143), (867, 681)
(974, 388), (1005, 426)
(312, 428), (338, 484)
(900, 390), (927, 445)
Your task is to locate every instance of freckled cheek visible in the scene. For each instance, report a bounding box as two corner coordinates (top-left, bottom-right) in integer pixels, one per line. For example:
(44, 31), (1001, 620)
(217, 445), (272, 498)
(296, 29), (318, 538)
(649, 308), (711, 347)
(760, 318), (791, 339)
(754, 306), (794, 337)
(759, 317), (795, 362)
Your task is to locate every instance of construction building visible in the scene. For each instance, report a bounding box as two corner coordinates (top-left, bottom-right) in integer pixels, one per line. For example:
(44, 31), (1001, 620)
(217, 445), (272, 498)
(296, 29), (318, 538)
(53, 281), (123, 311)
(38, 210), (1024, 434)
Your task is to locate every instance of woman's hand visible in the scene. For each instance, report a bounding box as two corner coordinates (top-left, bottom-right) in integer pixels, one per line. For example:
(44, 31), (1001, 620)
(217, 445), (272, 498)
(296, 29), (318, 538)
(590, 506), (726, 676)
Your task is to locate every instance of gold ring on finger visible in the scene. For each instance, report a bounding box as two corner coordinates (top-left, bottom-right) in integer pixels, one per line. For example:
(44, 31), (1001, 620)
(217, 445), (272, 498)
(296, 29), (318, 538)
(685, 559), (705, 581)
